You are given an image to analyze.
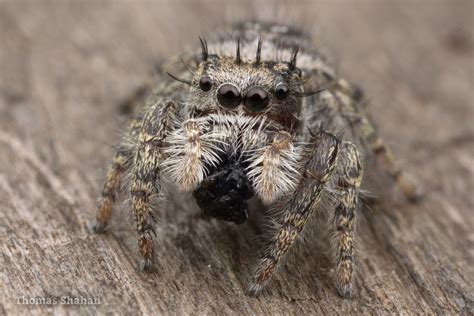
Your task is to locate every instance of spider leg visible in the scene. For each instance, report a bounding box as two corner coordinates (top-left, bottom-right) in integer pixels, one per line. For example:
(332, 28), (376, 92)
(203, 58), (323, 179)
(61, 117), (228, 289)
(248, 130), (340, 296)
(331, 141), (363, 298)
(329, 79), (422, 202)
(130, 100), (177, 271)
(93, 112), (144, 233)
(93, 148), (132, 233)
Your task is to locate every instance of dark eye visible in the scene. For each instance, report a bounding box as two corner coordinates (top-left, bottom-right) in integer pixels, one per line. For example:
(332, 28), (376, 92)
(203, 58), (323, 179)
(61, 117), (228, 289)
(275, 83), (289, 99)
(244, 87), (269, 112)
(199, 76), (213, 92)
(217, 84), (241, 109)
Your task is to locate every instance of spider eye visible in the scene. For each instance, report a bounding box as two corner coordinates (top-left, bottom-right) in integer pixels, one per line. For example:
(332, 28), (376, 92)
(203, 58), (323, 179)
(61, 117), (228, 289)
(275, 83), (289, 99)
(244, 87), (269, 112)
(199, 76), (213, 92)
(217, 84), (241, 109)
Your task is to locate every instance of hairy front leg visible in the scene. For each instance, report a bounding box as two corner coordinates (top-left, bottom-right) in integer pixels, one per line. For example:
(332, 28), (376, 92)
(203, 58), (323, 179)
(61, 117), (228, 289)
(131, 100), (176, 271)
(331, 141), (363, 298)
(248, 130), (340, 296)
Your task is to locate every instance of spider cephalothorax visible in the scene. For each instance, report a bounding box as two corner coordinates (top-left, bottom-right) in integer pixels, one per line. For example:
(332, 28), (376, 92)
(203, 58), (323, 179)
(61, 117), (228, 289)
(93, 21), (421, 298)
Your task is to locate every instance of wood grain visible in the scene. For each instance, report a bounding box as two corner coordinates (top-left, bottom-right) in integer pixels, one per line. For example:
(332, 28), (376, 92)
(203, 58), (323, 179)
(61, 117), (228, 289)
(1, 0), (473, 314)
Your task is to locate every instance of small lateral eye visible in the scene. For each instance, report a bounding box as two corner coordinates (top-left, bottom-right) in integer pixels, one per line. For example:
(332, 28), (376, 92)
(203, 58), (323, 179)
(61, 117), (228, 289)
(275, 83), (289, 99)
(199, 76), (213, 92)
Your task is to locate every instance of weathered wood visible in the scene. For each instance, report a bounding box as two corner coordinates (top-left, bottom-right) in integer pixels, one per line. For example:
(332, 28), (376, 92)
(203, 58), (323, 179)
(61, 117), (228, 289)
(1, 1), (473, 314)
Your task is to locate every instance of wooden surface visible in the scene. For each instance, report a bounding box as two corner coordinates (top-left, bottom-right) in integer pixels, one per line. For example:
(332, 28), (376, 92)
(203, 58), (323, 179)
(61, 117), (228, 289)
(1, 1), (473, 314)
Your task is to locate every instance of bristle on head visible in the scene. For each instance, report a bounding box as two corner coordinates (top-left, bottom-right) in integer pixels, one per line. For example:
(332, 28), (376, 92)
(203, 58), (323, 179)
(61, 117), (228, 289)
(289, 47), (299, 71)
(199, 37), (208, 61)
(167, 72), (193, 86)
(255, 35), (263, 65)
(236, 37), (242, 64)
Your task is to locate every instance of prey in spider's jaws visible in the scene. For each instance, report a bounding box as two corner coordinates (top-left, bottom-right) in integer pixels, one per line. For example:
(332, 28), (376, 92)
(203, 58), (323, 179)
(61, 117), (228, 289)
(166, 112), (299, 225)
(93, 22), (421, 298)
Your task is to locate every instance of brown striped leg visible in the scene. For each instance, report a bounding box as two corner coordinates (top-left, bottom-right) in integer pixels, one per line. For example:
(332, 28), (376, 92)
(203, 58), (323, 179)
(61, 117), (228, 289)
(332, 142), (363, 298)
(93, 149), (131, 233)
(248, 130), (340, 296)
(93, 102), (147, 233)
(331, 82), (422, 202)
(131, 100), (176, 271)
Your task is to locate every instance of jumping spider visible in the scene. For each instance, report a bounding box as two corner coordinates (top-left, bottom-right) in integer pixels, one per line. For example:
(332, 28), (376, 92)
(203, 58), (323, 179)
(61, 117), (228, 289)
(93, 22), (421, 298)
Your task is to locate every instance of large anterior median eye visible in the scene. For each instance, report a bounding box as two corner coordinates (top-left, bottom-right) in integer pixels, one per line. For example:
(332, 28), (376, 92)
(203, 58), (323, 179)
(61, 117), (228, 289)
(199, 76), (213, 91)
(244, 87), (269, 112)
(217, 84), (241, 109)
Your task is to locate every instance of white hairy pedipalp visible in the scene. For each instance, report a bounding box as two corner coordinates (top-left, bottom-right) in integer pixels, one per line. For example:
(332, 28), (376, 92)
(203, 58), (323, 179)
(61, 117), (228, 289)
(161, 113), (301, 202)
